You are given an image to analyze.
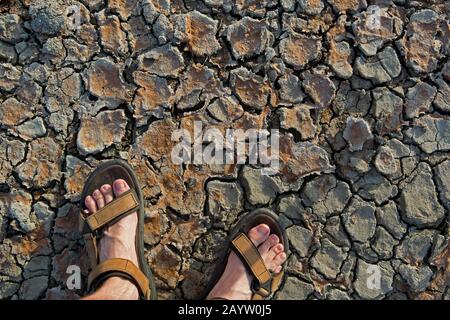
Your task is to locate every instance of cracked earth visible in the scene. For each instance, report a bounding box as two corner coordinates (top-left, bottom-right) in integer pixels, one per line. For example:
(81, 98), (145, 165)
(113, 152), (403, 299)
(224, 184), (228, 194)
(0, 0), (449, 300)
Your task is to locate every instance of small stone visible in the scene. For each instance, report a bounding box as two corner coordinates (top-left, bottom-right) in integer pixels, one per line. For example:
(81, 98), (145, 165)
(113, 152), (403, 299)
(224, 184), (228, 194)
(298, 0), (324, 15)
(0, 97), (33, 126)
(0, 244), (22, 281)
(324, 216), (351, 248)
(434, 160), (450, 209)
(230, 67), (271, 110)
(355, 47), (401, 84)
(206, 96), (244, 123)
(15, 137), (63, 188)
(396, 230), (435, 267)
(77, 110), (128, 155)
(33, 201), (55, 238)
(302, 175), (351, 220)
(226, 17), (271, 59)
(51, 248), (89, 285)
(0, 282), (19, 299)
(352, 6), (403, 56)
(83, 58), (134, 104)
(399, 9), (444, 74)
(354, 260), (394, 299)
(302, 71), (336, 108)
(53, 203), (81, 241)
(29, 3), (66, 37)
(279, 31), (321, 70)
(0, 63), (21, 92)
(148, 244), (182, 289)
(16, 76), (42, 105)
(193, 230), (227, 262)
(399, 162), (445, 228)
(375, 201), (407, 240)
(99, 15), (128, 56)
(398, 264), (433, 293)
(405, 115), (450, 154)
(45, 286), (79, 300)
(132, 71), (174, 125)
(174, 11), (220, 56)
(405, 82), (437, 119)
(286, 225), (313, 257)
(279, 135), (335, 183)
(61, 73), (82, 100)
(276, 277), (314, 300)
(327, 41), (353, 79)
(137, 44), (184, 77)
(372, 227), (398, 259)
(342, 196), (376, 243)
(64, 156), (93, 201)
(0, 14), (28, 43)
(328, 0), (367, 13)
(108, 0), (140, 20)
(325, 288), (351, 300)
(19, 276), (48, 300)
(342, 116), (373, 152)
(433, 78), (450, 113)
(16, 117), (47, 141)
(0, 40), (18, 63)
(24, 256), (50, 279)
(311, 238), (347, 279)
(374, 146), (398, 175)
(277, 194), (305, 222)
(372, 87), (404, 135)
(240, 166), (280, 205)
(277, 73), (306, 105)
(206, 180), (244, 228)
(354, 169), (397, 205)
(278, 105), (316, 140)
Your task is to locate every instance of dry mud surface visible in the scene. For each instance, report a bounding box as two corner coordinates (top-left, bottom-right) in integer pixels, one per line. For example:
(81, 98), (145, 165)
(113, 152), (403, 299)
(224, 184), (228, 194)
(0, 0), (449, 300)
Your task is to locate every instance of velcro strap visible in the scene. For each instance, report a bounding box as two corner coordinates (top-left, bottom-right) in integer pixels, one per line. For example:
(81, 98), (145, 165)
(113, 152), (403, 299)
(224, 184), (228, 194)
(84, 189), (139, 232)
(231, 233), (272, 296)
(84, 233), (98, 269)
(88, 258), (150, 299)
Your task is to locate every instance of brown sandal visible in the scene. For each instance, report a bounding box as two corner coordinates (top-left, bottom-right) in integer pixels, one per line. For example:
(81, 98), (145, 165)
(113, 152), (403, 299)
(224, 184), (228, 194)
(79, 159), (156, 300)
(205, 208), (289, 300)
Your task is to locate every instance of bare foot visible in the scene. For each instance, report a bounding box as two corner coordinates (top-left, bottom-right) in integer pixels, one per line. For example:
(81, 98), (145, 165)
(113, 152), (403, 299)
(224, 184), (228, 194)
(82, 179), (140, 300)
(207, 224), (287, 300)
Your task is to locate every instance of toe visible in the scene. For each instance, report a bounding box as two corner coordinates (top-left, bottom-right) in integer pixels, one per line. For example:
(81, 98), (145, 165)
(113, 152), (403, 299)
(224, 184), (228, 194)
(85, 195), (97, 213)
(258, 234), (279, 256)
(101, 184), (114, 204)
(273, 266), (282, 274)
(113, 179), (130, 197)
(273, 243), (284, 254)
(247, 224), (271, 247)
(273, 252), (286, 267)
(92, 189), (105, 209)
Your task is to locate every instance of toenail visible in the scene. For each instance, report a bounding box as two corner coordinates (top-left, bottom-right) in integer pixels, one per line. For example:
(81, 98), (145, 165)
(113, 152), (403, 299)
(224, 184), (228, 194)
(277, 244), (283, 251)
(257, 225), (270, 235)
(94, 190), (100, 196)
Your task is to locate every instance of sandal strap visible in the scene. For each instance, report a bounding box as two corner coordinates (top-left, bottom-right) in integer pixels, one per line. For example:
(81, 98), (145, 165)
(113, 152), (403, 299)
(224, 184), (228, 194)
(231, 232), (272, 298)
(80, 189), (139, 233)
(88, 258), (150, 299)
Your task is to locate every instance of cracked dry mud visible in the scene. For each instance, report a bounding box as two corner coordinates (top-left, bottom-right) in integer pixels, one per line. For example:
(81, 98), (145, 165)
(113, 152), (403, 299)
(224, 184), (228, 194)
(0, 0), (449, 300)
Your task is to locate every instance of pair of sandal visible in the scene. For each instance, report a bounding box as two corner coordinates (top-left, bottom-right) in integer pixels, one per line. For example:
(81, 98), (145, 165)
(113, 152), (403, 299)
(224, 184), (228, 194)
(79, 160), (288, 300)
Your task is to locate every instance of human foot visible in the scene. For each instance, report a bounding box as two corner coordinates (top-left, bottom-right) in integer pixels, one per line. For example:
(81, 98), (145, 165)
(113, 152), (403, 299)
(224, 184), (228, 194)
(207, 224), (287, 300)
(83, 179), (139, 300)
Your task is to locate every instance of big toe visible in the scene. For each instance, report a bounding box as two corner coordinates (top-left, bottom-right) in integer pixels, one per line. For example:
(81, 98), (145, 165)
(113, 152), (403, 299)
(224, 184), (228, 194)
(112, 179), (130, 197)
(247, 224), (271, 247)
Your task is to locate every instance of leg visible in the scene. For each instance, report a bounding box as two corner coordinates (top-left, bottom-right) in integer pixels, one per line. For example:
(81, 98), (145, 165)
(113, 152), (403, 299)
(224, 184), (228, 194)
(80, 180), (140, 300)
(207, 224), (287, 300)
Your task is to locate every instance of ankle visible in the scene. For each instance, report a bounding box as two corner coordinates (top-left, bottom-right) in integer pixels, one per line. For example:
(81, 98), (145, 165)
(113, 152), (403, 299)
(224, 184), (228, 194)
(97, 277), (139, 300)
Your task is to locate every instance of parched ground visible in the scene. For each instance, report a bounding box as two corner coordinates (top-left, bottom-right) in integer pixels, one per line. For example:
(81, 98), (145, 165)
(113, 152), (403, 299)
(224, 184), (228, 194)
(0, 0), (449, 300)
